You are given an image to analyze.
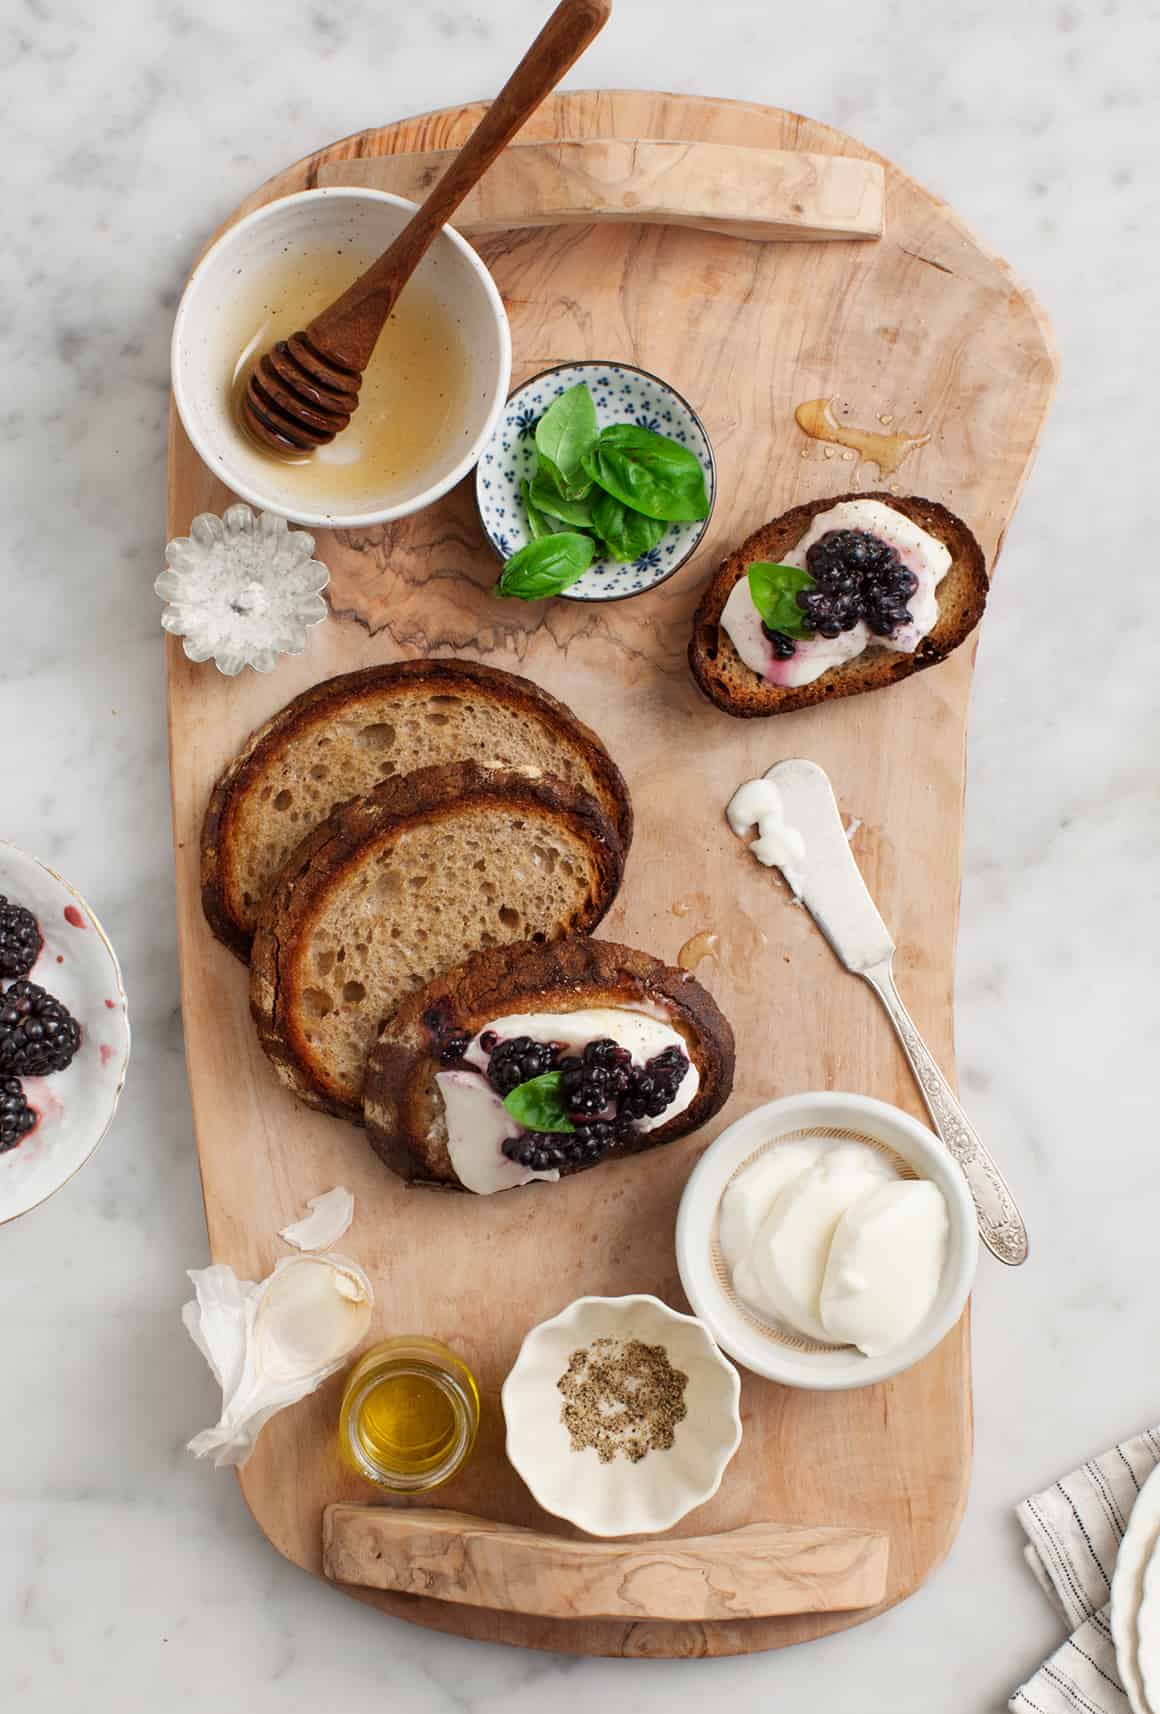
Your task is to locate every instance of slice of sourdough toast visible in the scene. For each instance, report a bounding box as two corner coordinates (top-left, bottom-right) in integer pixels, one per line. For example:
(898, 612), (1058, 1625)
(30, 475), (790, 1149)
(363, 936), (735, 1191)
(688, 492), (988, 717)
(203, 659), (632, 960)
(250, 762), (624, 1123)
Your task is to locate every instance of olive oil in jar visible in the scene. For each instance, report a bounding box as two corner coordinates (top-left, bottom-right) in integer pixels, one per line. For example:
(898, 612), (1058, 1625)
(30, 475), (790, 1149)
(339, 1338), (479, 1492)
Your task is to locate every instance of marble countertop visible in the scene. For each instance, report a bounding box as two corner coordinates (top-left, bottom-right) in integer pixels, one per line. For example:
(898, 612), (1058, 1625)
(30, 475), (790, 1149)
(3, 1), (1156, 1708)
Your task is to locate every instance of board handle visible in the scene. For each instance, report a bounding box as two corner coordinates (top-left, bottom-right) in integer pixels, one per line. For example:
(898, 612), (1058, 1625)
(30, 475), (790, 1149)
(317, 139), (885, 244)
(322, 1506), (889, 1621)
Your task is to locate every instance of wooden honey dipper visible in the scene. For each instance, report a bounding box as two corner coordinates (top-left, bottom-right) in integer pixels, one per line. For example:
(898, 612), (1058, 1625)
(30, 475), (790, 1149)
(241, 0), (612, 455)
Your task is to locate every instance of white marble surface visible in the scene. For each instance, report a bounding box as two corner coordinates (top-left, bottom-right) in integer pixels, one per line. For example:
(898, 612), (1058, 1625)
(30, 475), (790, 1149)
(2, 1), (1157, 1707)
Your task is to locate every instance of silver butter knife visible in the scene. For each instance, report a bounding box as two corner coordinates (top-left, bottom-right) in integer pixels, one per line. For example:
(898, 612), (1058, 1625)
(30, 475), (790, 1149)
(733, 758), (1028, 1267)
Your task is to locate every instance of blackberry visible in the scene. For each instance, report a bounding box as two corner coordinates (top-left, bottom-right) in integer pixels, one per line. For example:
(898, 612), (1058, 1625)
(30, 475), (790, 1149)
(421, 1000), (467, 1063)
(558, 1040), (629, 1119)
(0, 896), (41, 980)
(761, 623), (798, 661)
(486, 1035), (559, 1095)
(621, 1045), (690, 1122)
(861, 558), (918, 637)
(0, 981), (81, 1077)
(802, 529), (916, 640)
(0, 1078), (35, 1152)
(502, 1118), (623, 1172)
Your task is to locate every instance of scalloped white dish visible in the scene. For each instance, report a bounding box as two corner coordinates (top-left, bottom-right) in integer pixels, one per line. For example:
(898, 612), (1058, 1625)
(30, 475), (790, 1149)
(1116, 1464), (1160, 1714)
(0, 844), (130, 1223)
(502, 1294), (741, 1538)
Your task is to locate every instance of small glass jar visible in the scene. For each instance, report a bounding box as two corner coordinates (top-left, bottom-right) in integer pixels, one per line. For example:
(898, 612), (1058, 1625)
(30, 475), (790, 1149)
(339, 1337), (480, 1493)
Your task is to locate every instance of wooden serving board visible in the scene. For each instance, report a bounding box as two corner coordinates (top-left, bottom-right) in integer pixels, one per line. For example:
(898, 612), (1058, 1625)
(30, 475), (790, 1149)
(166, 91), (1056, 1658)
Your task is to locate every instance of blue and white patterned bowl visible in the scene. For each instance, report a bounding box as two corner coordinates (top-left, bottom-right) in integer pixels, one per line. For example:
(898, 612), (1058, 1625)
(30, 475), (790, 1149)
(476, 360), (716, 602)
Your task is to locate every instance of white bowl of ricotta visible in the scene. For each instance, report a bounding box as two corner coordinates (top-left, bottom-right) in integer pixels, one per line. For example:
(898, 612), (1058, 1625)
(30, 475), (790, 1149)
(676, 1092), (978, 1390)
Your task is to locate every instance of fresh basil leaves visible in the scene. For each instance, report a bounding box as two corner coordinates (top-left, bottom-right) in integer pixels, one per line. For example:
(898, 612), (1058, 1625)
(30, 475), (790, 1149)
(591, 490), (667, 562)
(502, 1071), (575, 1134)
(496, 532), (595, 599)
(528, 470), (595, 528)
(534, 383), (598, 498)
(746, 562), (815, 639)
(582, 423), (711, 523)
(495, 382), (711, 602)
(521, 480), (559, 542)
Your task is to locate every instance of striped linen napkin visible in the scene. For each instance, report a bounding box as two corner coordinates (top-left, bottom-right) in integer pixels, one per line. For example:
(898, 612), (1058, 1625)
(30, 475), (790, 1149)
(1011, 1427), (1160, 1714)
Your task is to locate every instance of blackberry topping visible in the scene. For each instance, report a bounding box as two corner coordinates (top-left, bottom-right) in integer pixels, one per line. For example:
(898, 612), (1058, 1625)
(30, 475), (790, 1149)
(436, 1030), (470, 1066)
(502, 1118), (625, 1173)
(0, 981), (82, 1077)
(800, 529), (917, 641)
(0, 896), (42, 980)
(558, 1038), (631, 1119)
(486, 1035), (559, 1095)
(0, 1078), (35, 1153)
(621, 1045), (690, 1122)
(761, 623), (798, 661)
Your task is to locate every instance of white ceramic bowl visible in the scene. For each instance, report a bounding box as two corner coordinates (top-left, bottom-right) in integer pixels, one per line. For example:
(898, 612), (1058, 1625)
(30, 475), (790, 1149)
(676, 1093), (978, 1390)
(171, 188), (511, 529)
(502, 1294), (741, 1537)
(0, 845), (130, 1223)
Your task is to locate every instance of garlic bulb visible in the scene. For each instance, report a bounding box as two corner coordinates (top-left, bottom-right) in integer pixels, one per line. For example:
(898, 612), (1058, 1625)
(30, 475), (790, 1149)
(184, 1253), (373, 1468)
(278, 1185), (354, 1251)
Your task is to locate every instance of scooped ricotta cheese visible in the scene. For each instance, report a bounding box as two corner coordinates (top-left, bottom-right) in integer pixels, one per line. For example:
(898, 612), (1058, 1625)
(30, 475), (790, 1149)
(720, 498), (952, 689)
(718, 1138), (950, 1355)
(436, 1008), (699, 1196)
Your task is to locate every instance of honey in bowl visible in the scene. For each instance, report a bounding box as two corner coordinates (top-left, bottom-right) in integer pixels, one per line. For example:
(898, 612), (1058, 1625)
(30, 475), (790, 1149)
(339, 1337), (480, 1492)
(230, 246), (471, 514)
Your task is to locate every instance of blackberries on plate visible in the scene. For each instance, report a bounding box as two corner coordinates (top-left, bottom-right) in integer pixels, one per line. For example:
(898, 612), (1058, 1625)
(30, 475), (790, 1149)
(0, 895), (80, 1155)
(0, 1078), (36, 1152)
(0, 981), (82, 1077)
(0, 895), (42, 980)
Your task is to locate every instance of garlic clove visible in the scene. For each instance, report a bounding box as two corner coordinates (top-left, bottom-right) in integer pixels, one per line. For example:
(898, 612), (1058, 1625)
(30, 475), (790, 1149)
(184, 1253), (374, 1468)
(278, 1185), (354, 1252)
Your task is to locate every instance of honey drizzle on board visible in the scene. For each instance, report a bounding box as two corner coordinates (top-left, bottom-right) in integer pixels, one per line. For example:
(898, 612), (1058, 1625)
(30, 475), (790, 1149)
(677, 930), (721, 972)
(793, 396), (930, 476)
(229, 246), (471, 511)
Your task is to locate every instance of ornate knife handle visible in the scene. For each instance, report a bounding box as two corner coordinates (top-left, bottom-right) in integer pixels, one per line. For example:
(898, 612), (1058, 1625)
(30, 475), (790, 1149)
(860, 958), (1029, 1267)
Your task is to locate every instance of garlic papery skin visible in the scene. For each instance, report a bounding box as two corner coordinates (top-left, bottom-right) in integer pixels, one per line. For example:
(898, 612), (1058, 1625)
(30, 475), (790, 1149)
(278, 1185), (354, 1251)
(184, 1253), (373, 1468)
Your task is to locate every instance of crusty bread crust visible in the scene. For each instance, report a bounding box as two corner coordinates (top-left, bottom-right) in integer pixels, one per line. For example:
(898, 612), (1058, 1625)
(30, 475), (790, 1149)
(250, 762), (625, 1123)
(202, 658), (633, 960)
(363, 936), (735, 1191)
(688, 492), (988, 717)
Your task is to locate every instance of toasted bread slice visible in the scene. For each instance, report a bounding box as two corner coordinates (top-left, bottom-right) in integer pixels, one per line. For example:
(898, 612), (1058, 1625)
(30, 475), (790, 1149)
(364, 936), (735, 1191)
(203, 659), (632, 960)
(250, 762), (624, 1122)
(688, 492), (988, 717)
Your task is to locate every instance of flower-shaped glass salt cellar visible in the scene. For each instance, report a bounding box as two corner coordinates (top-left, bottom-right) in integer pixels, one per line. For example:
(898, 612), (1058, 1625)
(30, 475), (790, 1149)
(157, 503), (330, 676)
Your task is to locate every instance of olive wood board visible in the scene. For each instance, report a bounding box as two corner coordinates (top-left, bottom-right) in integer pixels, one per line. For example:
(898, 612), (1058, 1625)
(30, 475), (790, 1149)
(322, 1508), (890, 1620)
(319, 138), (885, 242)
(165, 89), (1057, 1659)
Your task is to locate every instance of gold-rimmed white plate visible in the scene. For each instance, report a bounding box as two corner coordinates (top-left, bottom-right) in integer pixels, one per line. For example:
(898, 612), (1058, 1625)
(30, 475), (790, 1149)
(0, 844), (129, 1223)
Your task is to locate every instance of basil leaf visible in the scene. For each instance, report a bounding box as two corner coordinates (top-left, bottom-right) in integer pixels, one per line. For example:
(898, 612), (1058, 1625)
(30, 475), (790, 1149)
(502, 1071), (575, 1134)
(582, 424), (710, 523)
(496, 532), (595, 600)
(529, 471), (595, 528)
(521, 479), (560, 541)
(591, 490), (667, 561)
(746, 562), (815, 639)
(534, 383), (599, 497)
